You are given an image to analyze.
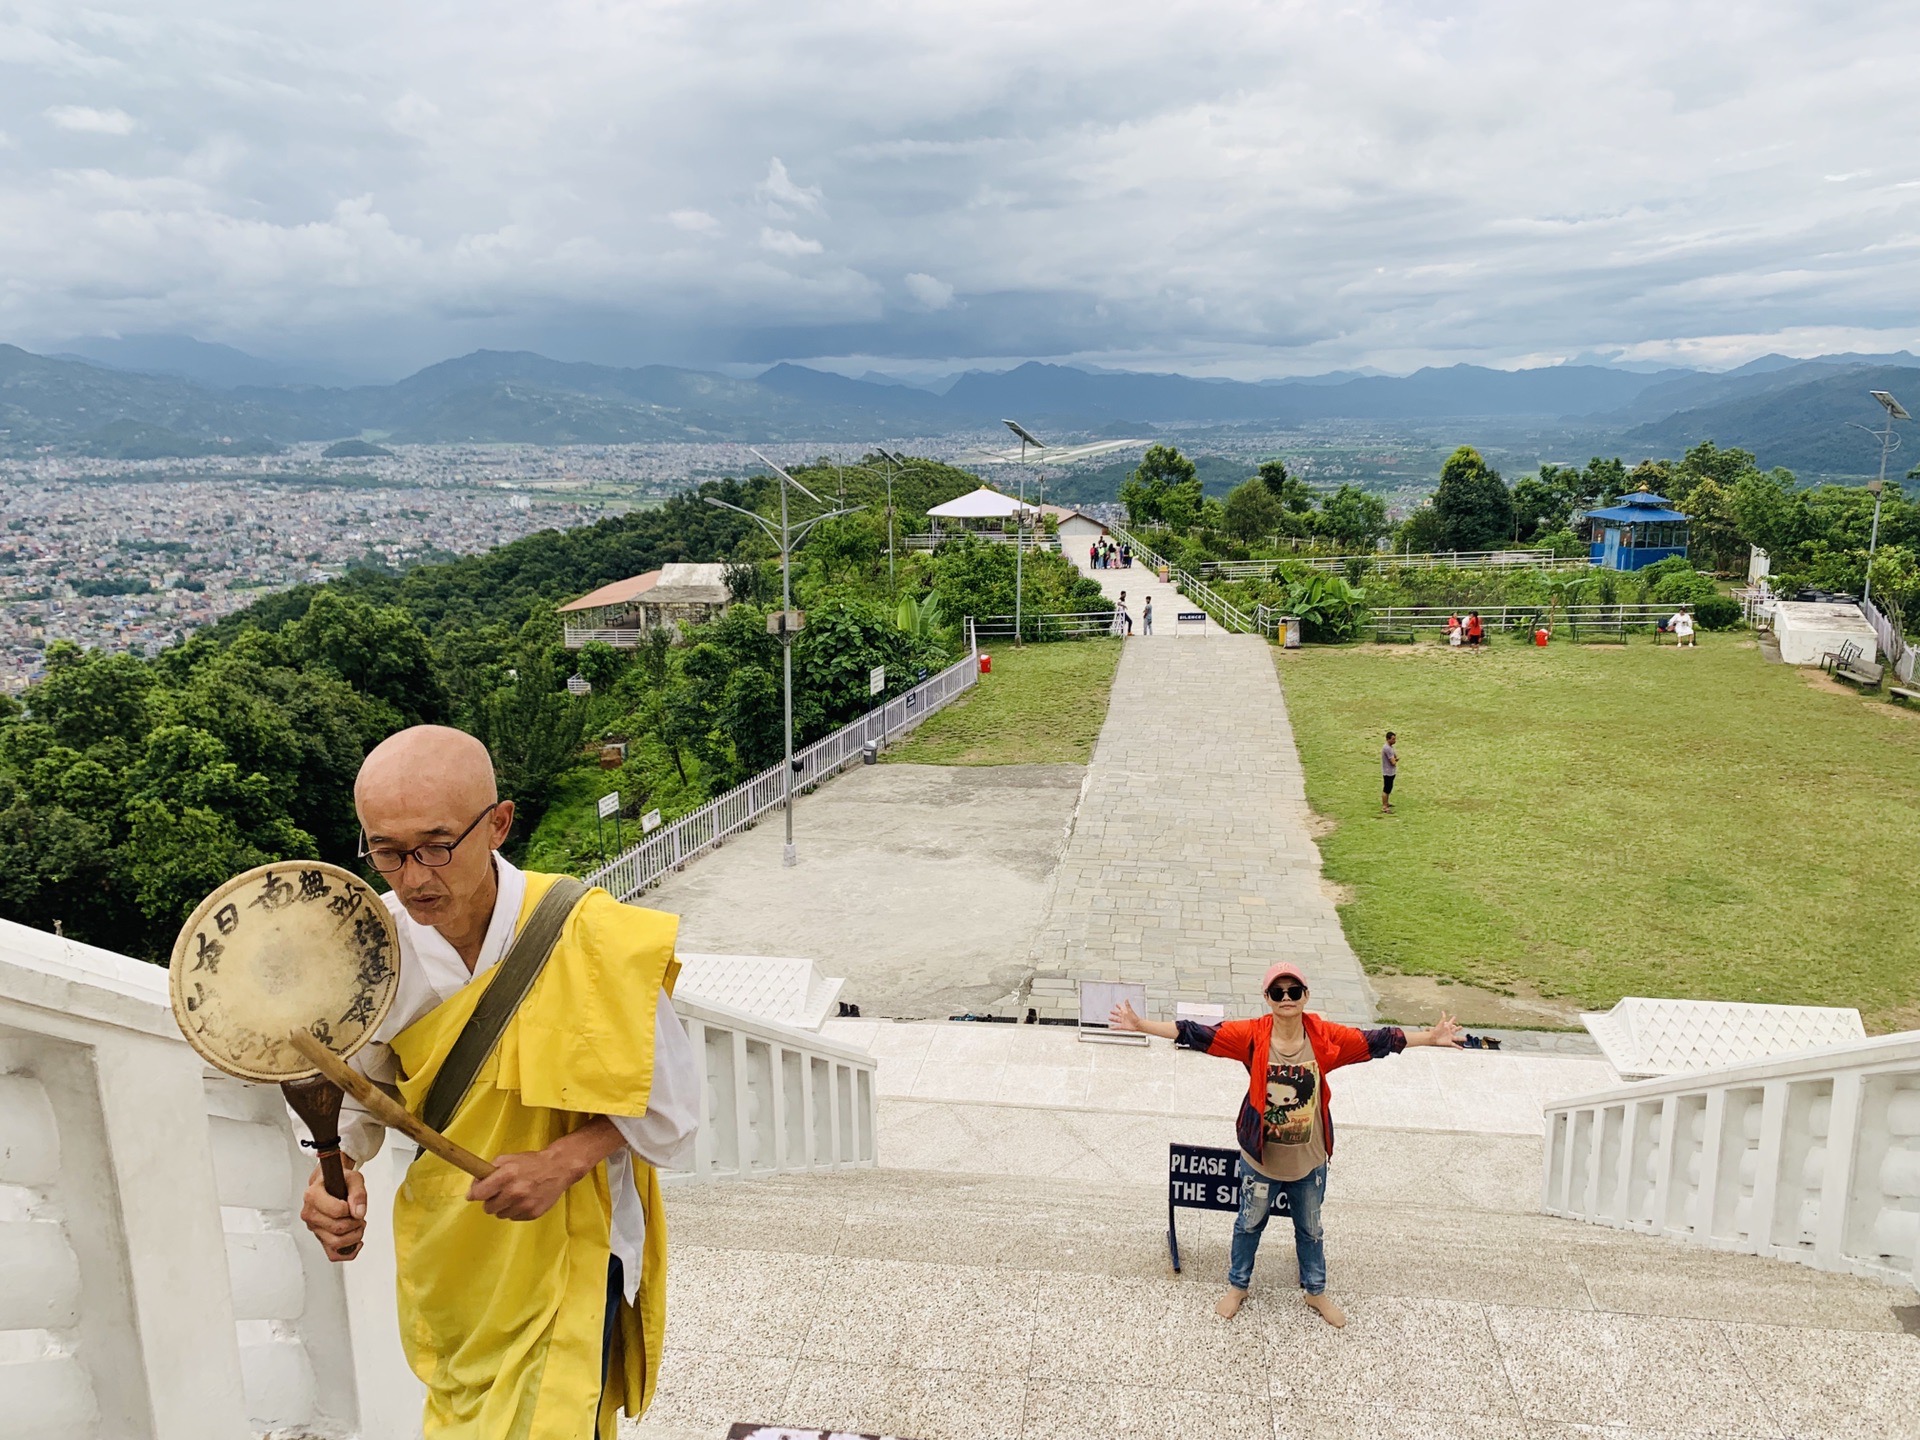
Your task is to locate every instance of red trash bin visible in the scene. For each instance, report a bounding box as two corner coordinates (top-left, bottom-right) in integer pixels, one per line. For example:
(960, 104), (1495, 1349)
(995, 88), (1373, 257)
(979, 653), (992, 674)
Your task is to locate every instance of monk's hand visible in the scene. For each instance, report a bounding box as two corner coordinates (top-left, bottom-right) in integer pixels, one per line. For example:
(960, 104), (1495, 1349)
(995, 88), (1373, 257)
(467, 1148), (581, 1221)
(300, 1161), (367, 1262)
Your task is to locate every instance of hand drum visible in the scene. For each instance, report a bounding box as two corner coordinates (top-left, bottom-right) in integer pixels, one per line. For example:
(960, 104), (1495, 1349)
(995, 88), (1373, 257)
(170, 861), (400, 1251)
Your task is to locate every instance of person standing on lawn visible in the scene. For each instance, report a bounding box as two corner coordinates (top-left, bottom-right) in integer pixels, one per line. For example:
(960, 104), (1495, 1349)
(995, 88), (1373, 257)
(1110, 965), (1461, 1328)
(1381, 730), (1398, 813)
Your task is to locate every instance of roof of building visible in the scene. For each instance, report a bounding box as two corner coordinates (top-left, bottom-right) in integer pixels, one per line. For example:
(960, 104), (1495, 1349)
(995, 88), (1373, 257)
(559, 570), (662, 612)
(927, 486), (1024, 519)
(1038, 503), (1107, 527)
(647, 562), (733, 605)
(1588, 489), (1688, 524)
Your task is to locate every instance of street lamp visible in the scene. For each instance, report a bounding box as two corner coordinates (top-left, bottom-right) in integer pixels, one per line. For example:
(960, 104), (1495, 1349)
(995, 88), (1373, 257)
(1002, 419), (1049, 644)
(705, 452), (864, 868)
(1864, 390), (1908, 607)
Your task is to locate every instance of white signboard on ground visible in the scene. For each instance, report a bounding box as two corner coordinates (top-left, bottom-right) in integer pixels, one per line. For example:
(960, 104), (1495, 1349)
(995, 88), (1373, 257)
(597, 791), (621, 820)
(869, 665), (885, 696)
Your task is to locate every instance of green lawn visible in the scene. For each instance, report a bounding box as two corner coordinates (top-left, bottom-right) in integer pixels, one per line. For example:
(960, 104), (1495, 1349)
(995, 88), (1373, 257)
(884, 639), (1123, 766)
(1278, 634), (1920, 1032)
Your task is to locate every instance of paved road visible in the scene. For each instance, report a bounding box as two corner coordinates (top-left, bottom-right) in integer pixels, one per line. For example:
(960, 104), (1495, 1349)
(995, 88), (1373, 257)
(1024, 633), (1377, 1023)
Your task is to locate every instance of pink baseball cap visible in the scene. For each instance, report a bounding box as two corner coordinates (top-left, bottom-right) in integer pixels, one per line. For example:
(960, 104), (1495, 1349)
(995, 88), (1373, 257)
(1261, 962), (1309, 992)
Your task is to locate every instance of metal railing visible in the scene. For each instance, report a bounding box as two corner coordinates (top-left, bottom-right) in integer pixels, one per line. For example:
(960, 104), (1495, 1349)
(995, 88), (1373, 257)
(1170, 568), (1253, 633)
(563, 625), (645, 648)
(971, 610), (1115, 639)
(1562, 603), (1691, 642)
(1201, 548), (1574, 578)
(1543, 1030), (1920, 1293)
(1860, 596), (1916, 685)
(902, 532), (1061, 553)
(1371, 604), (1547, 640)
(582, 633), (981, 901)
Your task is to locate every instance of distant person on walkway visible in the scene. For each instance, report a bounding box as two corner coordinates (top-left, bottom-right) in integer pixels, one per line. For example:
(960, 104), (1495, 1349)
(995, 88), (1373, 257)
(1113, 591), (1132, 635)
(1466, 611), (1484, 646)
(1110, 965), (1461, 1328)
(1089, 542), (1099, 569)
(1670, 609), (1696, 647)
(1121, 543), (1132, 568)
(1142, 595), (1153, 635)
(1381, 731), (1397, 813)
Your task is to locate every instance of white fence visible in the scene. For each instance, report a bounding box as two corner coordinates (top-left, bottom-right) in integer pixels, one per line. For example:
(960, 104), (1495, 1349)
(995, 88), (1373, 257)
(1201, 548), (1578, 578)
(562, 625), (645, 649)
(902, 532), (1060, 553)
(970, 610), (1114, 639)
(583, 636), (980, 902)
(1543, 1031), (1920, 1293)
(1859, 595), (1916, 685)
(0, 918), (876, 1440)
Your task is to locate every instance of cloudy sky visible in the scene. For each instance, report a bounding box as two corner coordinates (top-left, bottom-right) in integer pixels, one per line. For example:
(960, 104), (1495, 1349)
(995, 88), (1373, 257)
(4, 0), (1919, 380)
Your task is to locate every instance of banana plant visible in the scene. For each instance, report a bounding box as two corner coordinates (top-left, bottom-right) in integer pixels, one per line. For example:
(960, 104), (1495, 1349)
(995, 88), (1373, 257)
(894, 592), (947, 641)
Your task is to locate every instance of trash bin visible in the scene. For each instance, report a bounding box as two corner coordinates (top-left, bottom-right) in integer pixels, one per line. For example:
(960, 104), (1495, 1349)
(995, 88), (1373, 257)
(1280, 615), (1303, 649)
(1158, 564), (1171, 582)
(862, 741), (879, 764)
(979, 652), (992, 674)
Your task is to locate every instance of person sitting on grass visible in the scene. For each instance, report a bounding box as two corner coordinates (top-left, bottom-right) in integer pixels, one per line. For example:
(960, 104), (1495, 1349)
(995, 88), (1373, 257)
(1110, 964), (1461, 1329)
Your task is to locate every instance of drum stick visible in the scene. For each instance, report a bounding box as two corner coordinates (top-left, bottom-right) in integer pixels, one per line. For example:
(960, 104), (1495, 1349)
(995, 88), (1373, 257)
(287, 1030), (496, 1180)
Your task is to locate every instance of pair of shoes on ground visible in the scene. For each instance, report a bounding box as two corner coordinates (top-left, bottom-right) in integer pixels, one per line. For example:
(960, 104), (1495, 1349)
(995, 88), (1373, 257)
(1215, 1287), (1346, 1328)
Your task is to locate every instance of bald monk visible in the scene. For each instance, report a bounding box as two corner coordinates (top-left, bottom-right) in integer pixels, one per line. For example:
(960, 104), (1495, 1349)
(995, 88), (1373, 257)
(298, 725), (699, 1440)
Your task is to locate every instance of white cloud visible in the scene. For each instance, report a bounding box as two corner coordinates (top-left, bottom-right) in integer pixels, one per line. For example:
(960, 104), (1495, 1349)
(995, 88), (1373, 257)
(44, 104), (135, 134)
(669, 209), (719, 233)
(758, 157), (823, 217)
(903, 272), (954, 310)
(759, 227), (823, 257)
(0, 0), (1918, 375)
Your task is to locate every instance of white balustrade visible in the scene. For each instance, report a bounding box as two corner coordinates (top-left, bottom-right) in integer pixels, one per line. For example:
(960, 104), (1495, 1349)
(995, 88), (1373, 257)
(1543, 1031), (1920, 1292)
(0, 915), (878, 1439)
(673, 993), (877, 1183)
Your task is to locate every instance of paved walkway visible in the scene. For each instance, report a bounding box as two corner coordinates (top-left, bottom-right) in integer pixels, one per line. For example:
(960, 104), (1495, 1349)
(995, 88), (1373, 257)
(1076, 551), (1205, 636)
(1025, 634), (1376, 1023)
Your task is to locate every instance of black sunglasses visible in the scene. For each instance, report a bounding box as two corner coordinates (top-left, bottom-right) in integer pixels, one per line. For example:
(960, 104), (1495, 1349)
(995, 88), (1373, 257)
(1266, 983), (1307, 1003)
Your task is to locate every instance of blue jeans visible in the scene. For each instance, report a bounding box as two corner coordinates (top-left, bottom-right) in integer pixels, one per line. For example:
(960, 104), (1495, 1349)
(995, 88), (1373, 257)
(1227, 1156), (1327, 1294)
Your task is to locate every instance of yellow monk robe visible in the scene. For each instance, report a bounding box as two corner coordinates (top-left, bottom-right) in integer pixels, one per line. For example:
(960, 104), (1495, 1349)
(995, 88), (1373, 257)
(387, 871), (677, 1440)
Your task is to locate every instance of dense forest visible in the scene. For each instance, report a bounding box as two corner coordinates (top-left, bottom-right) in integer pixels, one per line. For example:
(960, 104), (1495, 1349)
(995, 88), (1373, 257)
(0, 455), (1104, 958)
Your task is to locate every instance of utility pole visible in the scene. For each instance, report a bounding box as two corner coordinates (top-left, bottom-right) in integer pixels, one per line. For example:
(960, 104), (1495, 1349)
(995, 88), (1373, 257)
(1002, 420), (1049, 645)
(706, 453), (863, 867)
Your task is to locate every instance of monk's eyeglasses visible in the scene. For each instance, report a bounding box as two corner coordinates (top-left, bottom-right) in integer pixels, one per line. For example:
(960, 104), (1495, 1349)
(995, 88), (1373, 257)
(359, 801), (501, 874)
(1267, 983), (1307, 1003)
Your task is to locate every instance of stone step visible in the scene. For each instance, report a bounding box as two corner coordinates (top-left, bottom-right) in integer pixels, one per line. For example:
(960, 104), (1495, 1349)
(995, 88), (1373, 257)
(632, 1142), (1914, 1440)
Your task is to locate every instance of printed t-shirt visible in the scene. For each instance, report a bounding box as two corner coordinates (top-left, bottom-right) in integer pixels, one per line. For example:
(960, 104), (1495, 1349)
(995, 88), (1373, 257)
(1242, 1032), (1329, 1182)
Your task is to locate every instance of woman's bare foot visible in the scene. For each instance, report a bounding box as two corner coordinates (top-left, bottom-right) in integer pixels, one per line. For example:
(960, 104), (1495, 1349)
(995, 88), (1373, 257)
(1302, 1292), (1347, 1328)
(1215, 1288), (1248, 1320)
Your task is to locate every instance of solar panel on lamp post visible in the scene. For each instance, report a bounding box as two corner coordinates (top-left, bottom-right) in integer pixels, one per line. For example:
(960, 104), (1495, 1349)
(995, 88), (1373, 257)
(706, 451), (864, 868)
(1864, 391), (1908, 607)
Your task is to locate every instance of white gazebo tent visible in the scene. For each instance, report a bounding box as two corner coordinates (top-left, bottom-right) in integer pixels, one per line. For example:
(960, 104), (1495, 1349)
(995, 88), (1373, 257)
(926, 486), (1024, 523)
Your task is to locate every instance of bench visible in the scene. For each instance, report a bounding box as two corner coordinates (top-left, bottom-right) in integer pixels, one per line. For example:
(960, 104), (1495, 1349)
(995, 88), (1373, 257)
(1820, 641), (1862, 675)
(1833, 657), (1885, 687)
(1891, 686), (1919, 705)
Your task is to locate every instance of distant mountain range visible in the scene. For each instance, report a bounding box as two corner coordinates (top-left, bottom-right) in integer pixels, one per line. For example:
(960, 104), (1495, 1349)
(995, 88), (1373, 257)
(3, 339), (1916, 480)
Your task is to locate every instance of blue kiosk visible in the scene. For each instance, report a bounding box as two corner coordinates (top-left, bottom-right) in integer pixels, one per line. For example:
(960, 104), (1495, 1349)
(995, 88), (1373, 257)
(1583, 490), (1689, 571)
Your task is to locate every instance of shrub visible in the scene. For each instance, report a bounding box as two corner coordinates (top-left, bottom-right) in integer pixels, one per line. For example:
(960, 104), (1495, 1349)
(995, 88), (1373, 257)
(1693, 595), (1741, 630)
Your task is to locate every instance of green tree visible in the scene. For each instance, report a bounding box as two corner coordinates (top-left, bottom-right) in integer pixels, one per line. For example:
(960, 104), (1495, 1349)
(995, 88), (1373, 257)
(1258, 459), (1314, 514)
(574, 640), (624, 693)
(25, 643), (154, 751)
(1120, 445), (1201, 529)
(283, 590), (447, 726)
(474, 655), (586, 834)
(1314, 485), (1389, 550)
(1223, 478), (1284, 543)
(1430, 447), (1515, 551)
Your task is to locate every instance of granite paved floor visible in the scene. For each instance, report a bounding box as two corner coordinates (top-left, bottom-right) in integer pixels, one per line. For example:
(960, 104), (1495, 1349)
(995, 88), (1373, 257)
(1025, 635), (1375, 1023)
(632, 1161), (1918, 1440)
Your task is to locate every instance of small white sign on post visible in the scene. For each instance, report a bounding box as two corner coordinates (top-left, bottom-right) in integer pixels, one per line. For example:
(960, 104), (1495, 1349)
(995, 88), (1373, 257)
(597, 791), (621, 820)
(641, 808), (662, 833)
(869, 665), (885, 697)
